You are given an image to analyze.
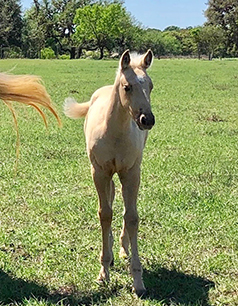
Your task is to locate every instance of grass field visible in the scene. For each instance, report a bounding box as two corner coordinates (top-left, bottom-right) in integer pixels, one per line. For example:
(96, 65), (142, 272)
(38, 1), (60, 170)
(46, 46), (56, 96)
(0, 57), (238, 306)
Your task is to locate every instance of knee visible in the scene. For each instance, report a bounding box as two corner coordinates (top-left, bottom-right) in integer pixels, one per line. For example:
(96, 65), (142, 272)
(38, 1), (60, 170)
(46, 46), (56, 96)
(98, 207), (113, 223)
(124, 212), (139, 228)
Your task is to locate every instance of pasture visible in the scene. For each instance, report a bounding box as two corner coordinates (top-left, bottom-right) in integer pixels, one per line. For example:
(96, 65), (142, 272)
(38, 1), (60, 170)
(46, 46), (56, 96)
(0, 58), (238, 306)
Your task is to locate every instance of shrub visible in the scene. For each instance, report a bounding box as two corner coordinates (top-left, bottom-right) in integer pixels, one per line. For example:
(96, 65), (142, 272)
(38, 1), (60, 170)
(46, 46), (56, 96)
(59, 54), (70, 60)
(40, 47), (56, 59)
(4, 47), (24, 58)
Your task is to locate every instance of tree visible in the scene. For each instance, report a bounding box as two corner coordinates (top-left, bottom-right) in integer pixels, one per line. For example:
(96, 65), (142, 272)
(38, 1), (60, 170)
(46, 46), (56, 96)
(177, 29), (197, 56)
(0, 0), (22, 57)
(51, 0), (92, 58)
(163, 25), (181, 32)
(162, 31), (182, 56)
(74, 1), (136, 59)
(200, 25), (226, 59)
(190, 27), (203, 59)
(22, 0), (55, 58)
(138, 29), (165, 58)
(23, 0), (92, 58)
(205, 0), (238, 56)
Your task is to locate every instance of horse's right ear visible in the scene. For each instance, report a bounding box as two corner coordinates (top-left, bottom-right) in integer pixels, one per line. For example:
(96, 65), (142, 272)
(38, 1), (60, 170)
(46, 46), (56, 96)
(120, 50), (130, 70)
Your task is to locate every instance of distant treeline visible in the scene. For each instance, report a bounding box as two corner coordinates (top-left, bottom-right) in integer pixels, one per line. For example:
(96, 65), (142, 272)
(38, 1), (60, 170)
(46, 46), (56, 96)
(1, 0), (238, 60)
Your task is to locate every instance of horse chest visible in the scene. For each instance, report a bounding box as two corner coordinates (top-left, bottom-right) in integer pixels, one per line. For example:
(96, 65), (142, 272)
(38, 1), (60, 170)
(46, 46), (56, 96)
(87, 130), (146, 173)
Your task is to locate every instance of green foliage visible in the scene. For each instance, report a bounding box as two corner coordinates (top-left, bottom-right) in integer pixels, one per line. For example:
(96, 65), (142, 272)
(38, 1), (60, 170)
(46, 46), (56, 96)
(40, 47), (56, 59)
(22, 0), (92, 59)
(83, 50), (100, 59)
(205, 0), (238, 56)
(59, 54), (70, 60)
(22, 6), (52, 58)
(139, 29), (183, 57)
(0, 0), (22, 50)
(2, 0), (238, 59)
(178, 29), (196, 55)
(74, 1), (136, 58)
(200, 25), (226, 59)
(162, 31), (182, 55)
(3, 47), (24, 59)
(138, 29), (164, 56)
(0, 58), (238, 305)
(190, 27), (203, 58)
(163, 25), (181, 32)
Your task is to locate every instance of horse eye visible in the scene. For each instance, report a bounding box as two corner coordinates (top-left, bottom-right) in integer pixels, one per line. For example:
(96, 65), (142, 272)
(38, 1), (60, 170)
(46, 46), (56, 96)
(124, 85), (131, 92)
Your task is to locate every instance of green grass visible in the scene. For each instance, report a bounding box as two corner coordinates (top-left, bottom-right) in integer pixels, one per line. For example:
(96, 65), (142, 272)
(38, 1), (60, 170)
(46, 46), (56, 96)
(0, 58), (238, 306)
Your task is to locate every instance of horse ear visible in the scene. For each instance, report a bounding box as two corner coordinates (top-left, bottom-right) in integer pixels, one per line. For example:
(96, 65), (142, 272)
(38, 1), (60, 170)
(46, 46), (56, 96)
(120, 50), (130, 70)
(141, 49), (153, 69)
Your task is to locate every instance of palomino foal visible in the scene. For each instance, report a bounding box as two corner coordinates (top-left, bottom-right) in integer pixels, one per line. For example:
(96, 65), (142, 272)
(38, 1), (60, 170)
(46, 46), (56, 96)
(64, 50), (155, 296)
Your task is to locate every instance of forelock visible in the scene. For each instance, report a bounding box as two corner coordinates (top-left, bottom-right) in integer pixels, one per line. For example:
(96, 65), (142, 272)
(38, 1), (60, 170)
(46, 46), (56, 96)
(130, 52), (144, 66)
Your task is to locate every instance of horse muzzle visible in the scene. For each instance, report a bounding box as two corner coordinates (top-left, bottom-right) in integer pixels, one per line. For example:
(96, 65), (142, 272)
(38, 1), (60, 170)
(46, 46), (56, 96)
(136, 112), (155, 130)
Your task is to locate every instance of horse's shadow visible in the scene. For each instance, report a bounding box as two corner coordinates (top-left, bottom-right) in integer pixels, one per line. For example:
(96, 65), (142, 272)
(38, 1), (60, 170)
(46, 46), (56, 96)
(0, 269), (61, 305)
(0, 269), (117, 306)
(143, 267), (215, 305)
(0, 267), (214, 305)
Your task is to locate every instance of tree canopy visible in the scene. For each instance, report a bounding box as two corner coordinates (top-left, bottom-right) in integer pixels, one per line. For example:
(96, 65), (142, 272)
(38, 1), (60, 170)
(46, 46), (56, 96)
(74, 2), (137, 58)
(1, 0), (238, 59)
(205, 0), (238, 56)
(0, 0), (22, 51)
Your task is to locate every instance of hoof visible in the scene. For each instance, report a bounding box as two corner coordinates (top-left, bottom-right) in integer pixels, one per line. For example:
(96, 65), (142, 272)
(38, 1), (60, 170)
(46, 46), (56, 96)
(97, 275), (109, 285)
(97, 267), (110, 284)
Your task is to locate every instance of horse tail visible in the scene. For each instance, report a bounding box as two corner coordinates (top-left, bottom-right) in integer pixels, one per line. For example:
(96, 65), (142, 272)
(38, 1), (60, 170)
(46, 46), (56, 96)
(63, 97), (90, 119)
(0, 73), (61, 126)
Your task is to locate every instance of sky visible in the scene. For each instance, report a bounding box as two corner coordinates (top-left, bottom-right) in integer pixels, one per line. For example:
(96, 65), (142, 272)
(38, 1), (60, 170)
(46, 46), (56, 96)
(20, 0), (208, 31)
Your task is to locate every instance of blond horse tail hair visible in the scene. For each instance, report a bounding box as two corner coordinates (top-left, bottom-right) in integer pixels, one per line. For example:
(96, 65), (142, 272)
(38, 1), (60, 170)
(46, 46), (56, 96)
(63, 97), (90, 119)
(0, 73), (61, 126)
(0, 73), (61, 172)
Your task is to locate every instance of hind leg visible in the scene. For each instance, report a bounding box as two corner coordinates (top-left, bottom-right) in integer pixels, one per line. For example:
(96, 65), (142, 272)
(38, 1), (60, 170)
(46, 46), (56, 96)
(91, 165), (115, 282)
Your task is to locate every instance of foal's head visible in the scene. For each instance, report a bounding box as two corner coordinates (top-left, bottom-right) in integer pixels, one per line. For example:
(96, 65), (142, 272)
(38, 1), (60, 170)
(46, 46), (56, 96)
(117, 49), (155, 130)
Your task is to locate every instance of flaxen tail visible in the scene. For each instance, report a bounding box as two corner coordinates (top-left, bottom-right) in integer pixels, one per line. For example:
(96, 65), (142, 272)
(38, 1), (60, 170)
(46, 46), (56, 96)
(63, 97), (90, 119)
(0, 73), (61, 126)
(0, 73), (61, 170)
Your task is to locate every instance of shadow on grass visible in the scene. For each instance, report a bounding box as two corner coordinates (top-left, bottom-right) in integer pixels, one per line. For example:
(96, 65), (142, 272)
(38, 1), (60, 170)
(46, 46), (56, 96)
(0, 269), (117, 306)
(143, 267), (215, 305)
(0, 268), (214, 305)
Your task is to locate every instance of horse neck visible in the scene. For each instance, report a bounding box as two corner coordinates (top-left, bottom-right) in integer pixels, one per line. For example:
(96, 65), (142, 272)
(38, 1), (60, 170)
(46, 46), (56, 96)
(106, 78), (131, 132)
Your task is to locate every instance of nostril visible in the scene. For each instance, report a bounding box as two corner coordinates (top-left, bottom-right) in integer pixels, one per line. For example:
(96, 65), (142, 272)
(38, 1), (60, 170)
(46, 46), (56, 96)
(140, 114), (147, 125)
(139, 113), (155, 128)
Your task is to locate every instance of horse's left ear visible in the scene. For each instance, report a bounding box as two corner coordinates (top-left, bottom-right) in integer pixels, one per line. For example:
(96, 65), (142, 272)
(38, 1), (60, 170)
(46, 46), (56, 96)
(141, 49), (153, 69)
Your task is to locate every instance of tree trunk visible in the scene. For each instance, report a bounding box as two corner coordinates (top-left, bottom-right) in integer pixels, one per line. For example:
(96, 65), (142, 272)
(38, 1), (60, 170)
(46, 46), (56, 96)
(70, 47), (76, 59)
(99, 47), (104, 60)
(209, 51), (213, 60)
(76, 47), (82, 59)
(197, 43), (201, 60)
